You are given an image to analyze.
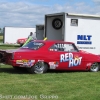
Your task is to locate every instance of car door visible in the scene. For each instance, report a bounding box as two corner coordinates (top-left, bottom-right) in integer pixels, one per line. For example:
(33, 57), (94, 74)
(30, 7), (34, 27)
(51, 43), (85, 70)
(48, 43), (69, 69)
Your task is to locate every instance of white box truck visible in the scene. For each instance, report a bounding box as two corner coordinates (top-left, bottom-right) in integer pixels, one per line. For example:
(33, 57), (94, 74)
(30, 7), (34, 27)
(45, 12), (100, 54)
(3, 27), (36, 44)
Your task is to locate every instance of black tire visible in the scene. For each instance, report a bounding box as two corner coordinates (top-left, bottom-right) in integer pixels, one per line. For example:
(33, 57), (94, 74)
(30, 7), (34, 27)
(27, 61), (48, 74)
(90, 63), (99, 72)
(52, 18), (63, 30)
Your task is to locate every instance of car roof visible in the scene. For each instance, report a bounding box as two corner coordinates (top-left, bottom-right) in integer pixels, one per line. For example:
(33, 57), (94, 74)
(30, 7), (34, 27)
(34, 40), (74, 44)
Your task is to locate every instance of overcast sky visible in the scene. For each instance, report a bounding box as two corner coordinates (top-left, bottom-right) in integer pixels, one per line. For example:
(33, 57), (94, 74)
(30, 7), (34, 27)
(0, 0), (100, 28)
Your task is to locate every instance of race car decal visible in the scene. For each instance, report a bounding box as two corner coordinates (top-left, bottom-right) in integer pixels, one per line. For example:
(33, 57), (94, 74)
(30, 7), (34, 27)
(38, 60), (44, 62)
(60, 53), (82, 67)
(33, 42), (43, 45)
(50, 49), (58, 51)
(16, 60), (23, 64)
(86, 63), (92, 66)
(49, 62), (59, 69)
(16, 59), (35, 67)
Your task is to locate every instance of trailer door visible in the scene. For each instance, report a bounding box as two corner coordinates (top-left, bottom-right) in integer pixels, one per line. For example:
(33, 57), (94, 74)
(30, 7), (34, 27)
(45, 14), (65, 40)
(36, 25), (44, 40)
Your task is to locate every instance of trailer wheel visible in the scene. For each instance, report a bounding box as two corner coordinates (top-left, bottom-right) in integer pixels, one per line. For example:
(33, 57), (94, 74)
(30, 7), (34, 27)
(27, 61), (48, 74)
(52, 18), (63, 30)
(90, 63), (99, 72)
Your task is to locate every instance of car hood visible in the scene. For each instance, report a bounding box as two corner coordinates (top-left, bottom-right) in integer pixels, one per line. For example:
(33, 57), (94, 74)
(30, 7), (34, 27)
(79, 50), (100, 61)
(79, 50), (97, 55)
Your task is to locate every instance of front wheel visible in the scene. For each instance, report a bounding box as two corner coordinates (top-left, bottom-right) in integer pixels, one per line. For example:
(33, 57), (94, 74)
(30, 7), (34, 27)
(27, 61), (48, 74)
(90, 63), (99, 72)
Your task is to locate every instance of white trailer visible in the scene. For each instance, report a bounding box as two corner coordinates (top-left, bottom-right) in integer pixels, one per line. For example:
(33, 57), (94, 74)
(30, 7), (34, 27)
(45, 12), (100, 54)
(36, 25), (44, 40)
(3, 27), (36, 44)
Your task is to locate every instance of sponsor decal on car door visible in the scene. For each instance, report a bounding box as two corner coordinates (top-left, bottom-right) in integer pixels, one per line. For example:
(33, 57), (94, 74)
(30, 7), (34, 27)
(60, 52), (82, 69)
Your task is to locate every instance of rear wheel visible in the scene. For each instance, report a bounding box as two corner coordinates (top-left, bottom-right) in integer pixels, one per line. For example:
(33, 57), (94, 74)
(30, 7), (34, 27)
(90, 63), (99, 72)
(27, 61), (48, 74)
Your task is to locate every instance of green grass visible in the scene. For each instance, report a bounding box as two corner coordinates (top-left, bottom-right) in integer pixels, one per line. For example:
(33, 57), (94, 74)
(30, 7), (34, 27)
(0, 45), (100, 100)
(0, 44), (19, 49)
(0, 35), (3, 43)
(0, 65), (100, 100)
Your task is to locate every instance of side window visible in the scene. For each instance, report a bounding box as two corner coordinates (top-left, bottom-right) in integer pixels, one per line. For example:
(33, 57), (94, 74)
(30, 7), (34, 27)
(63, 44), (75, 52)
(49, 43), (77, 52)
(49, 44), (58, 51)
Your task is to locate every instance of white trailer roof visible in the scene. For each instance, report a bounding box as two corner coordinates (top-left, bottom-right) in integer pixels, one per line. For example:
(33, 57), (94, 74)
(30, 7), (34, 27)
(67, 13), (100, 18)
(45, 12), (100, 18)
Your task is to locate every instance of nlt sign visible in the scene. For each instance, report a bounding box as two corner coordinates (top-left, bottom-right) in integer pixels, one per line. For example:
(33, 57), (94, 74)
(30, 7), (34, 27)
(77, 35), (92, 44)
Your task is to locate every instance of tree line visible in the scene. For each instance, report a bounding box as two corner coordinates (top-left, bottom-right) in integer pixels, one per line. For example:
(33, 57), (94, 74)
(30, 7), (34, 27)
(0, 28), (3, 34)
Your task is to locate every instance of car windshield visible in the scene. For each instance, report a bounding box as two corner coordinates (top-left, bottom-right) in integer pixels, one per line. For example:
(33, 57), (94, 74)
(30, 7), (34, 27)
(21, 41), (44, 50)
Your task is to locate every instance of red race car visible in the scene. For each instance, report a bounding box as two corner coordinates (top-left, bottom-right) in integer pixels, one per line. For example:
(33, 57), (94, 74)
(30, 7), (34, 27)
(0, 40), (100, 74)
(17, 38), (27, 46)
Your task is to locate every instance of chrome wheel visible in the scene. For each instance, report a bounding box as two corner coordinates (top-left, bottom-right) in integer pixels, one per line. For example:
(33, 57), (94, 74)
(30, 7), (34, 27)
(27, 61), (48, 74)
(34, 62), (45, 74)
(90, 63), (99, 72)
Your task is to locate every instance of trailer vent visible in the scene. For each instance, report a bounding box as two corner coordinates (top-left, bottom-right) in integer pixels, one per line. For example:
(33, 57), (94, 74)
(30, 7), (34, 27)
(71, 19), (78, 26)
